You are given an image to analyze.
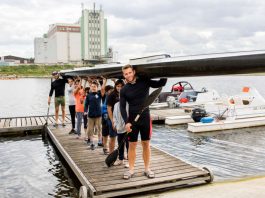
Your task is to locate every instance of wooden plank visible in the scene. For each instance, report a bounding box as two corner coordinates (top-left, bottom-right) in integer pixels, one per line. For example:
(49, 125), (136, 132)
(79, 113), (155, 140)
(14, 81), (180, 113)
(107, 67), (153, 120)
(47, 126), (211, 198)
(26, 117), (31, 126)
(21, 118), (27, 127)
(90, 164), (196, 183)
(65, 115), (72, 122)
(0, 119), (6, 128)
(46, 127), (97, 197)
(95, 170), (207, 192)
(35, 117), (43, 126)
(31, 117), (37, 126)
(39, 116), (47, 124)
(4, 119), (11, 128)
(9, 119), (17, 128)
(94, 167), (204, 187)
(95, 176), (209, 198)
(16, 118), (22, 127)
(49, 116), (56, 124)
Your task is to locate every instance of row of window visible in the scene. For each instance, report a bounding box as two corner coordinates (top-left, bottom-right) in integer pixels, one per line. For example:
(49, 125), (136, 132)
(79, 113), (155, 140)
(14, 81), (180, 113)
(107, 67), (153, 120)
(58, 27), (79, 31)
(88, 20), (100, 23)
(90, 41), (101, 45)
(88, 27), (100, 31)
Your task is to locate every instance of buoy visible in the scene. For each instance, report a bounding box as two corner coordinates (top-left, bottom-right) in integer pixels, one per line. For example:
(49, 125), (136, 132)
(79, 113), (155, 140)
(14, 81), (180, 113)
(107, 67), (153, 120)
(179, 98), (188, 103)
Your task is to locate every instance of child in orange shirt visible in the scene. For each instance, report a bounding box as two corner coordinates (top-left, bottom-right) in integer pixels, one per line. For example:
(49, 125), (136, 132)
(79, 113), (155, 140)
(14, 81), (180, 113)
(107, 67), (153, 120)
(74, 80), (85, 139)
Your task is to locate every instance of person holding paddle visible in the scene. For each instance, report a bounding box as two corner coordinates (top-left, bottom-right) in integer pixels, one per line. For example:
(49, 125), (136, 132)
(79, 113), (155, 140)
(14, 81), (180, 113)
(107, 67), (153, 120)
(48, 71), (68, 127)
(120, 64), (167, 179)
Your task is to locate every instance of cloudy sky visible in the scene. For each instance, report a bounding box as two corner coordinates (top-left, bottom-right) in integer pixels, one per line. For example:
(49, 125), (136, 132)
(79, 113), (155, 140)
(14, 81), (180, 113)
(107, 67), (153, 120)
(1, 0), (265, 62)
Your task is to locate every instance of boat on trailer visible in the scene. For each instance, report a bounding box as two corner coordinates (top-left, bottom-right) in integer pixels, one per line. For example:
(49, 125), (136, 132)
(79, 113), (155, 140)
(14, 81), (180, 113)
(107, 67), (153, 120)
(187, 87), (265, 132)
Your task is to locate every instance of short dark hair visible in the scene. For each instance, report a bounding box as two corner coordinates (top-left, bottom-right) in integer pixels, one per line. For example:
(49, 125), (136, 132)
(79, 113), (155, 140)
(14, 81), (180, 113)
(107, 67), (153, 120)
(91, 81), (99, 87)
(115, 79), (125, 86)
(122, 64), (134, 71)
(84, 87), (90, 93)
(105, 85), (114, 92)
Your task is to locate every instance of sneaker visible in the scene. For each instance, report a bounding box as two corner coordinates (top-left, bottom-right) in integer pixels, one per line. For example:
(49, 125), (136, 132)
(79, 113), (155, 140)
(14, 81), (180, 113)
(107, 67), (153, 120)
(103, 148), (109, 155)
(62, 123), (66, 127)
(90, 144), (95, 150)
(69, 129), (75, 134)
(114, 160), (123, 166)
(124, 163), (129, 168)
(98, 142), (103, 147)
(87, 139), (91, 145)
(53, 123), (58, 127)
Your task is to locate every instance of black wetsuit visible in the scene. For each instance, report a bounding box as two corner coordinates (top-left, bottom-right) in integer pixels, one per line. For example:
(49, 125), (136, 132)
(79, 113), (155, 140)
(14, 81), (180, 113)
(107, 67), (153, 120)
(49, 77), (68, 97)
(120, 76), (167, 142)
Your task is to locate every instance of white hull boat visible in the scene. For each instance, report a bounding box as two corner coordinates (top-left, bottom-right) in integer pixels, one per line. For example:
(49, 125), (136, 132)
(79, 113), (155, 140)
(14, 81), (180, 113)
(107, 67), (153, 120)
(188, 87), (265, 132)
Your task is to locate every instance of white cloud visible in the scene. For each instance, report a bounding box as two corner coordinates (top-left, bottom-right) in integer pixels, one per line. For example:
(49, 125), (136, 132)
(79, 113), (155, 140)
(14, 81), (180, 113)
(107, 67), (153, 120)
(1, 0), (265, 61)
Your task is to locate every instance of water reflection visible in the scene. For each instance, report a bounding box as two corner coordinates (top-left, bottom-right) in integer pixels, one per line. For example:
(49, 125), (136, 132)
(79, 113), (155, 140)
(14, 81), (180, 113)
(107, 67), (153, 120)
(152, 125), (265, 181)
(0, 135), (78, 198)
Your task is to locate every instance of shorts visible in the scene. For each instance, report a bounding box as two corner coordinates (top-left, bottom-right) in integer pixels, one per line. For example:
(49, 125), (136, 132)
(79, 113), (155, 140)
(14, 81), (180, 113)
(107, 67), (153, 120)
(127, 113), (152, 142)
(102, 114), (109, 137)
(107, 119), (117, 138)
(55, 96), (65, 107)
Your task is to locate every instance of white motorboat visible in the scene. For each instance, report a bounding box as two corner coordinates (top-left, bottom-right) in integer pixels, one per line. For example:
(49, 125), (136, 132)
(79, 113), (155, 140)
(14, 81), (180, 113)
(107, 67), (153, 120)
(188, 87), (265, 132)
(152, 81), (220, 109)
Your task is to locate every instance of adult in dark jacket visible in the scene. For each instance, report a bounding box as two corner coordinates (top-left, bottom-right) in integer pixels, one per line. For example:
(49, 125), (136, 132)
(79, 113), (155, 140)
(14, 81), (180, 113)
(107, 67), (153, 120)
(120, 64), (167, 179)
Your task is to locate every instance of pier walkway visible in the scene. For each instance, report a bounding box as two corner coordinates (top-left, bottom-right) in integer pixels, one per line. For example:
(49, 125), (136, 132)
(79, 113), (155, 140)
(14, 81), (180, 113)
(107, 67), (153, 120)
(0, 115), (71, 135)
(46, 125), (212, 198)
(0, 115), (213, 197)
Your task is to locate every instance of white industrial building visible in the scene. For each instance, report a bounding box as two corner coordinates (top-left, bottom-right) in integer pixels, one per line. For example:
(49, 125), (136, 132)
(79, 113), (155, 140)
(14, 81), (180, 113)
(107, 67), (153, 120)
(81, 5), (108, 63)
(34, 37), (48, 64)
(34, 4), (109, 65)
(34, 23), (81, 64)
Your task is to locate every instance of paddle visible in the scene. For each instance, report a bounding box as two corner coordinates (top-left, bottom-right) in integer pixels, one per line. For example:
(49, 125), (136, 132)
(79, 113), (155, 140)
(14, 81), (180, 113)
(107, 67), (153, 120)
(105, 87), (163, 167)
(44, 104), (50, 126)
(45, 77), (53, 126)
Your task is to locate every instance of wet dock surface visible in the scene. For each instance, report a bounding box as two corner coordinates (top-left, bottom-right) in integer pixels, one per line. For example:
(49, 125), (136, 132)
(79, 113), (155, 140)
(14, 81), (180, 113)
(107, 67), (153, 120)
(47, 125), (211, 197)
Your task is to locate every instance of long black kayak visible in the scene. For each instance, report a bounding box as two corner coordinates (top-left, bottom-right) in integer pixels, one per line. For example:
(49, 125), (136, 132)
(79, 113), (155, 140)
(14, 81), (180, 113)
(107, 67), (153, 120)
(60, 50), (265, 78)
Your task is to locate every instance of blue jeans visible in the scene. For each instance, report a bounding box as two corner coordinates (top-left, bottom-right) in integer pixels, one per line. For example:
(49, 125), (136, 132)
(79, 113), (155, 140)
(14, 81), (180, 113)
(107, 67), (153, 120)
(76, 112), (83, 136)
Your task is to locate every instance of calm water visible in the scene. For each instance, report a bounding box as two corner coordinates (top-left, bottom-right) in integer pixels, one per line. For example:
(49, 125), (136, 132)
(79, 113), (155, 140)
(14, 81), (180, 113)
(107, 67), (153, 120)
(0, 135), (78, 198)
(1, 76), (265, 197)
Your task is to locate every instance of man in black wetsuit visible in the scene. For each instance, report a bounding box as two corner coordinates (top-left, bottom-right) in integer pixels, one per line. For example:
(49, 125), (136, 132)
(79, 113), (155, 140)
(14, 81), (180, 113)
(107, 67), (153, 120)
(120, 64), (167, 179)
(48, 71), (68, 127)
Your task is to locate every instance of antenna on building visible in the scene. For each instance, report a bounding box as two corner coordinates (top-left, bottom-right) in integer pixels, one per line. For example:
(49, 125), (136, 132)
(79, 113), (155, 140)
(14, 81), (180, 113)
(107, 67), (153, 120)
(100, 4), (102, 11)
(81, 2), (84, 11)
(93, 2), (95, 13)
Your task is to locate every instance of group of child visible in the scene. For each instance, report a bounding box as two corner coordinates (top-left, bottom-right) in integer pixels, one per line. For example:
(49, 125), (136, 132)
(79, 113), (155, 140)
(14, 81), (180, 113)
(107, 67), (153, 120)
(67, 77), (129, 166)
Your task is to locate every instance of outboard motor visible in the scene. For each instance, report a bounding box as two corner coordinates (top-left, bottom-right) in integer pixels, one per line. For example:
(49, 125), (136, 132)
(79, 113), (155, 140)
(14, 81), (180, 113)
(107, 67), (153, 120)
(167, 96), (176, 108)
(191, 108), (207, 122)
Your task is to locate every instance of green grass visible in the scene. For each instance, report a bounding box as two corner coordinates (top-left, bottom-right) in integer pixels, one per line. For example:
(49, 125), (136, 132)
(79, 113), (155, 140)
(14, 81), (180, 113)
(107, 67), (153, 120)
(0, 64), (82, 77)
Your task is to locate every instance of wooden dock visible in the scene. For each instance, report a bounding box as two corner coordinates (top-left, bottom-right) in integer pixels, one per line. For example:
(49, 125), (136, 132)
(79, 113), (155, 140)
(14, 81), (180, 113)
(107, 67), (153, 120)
(46, 125), (213, 198)
(0, 115), (71, 136)
(0, 115), (213, 197)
